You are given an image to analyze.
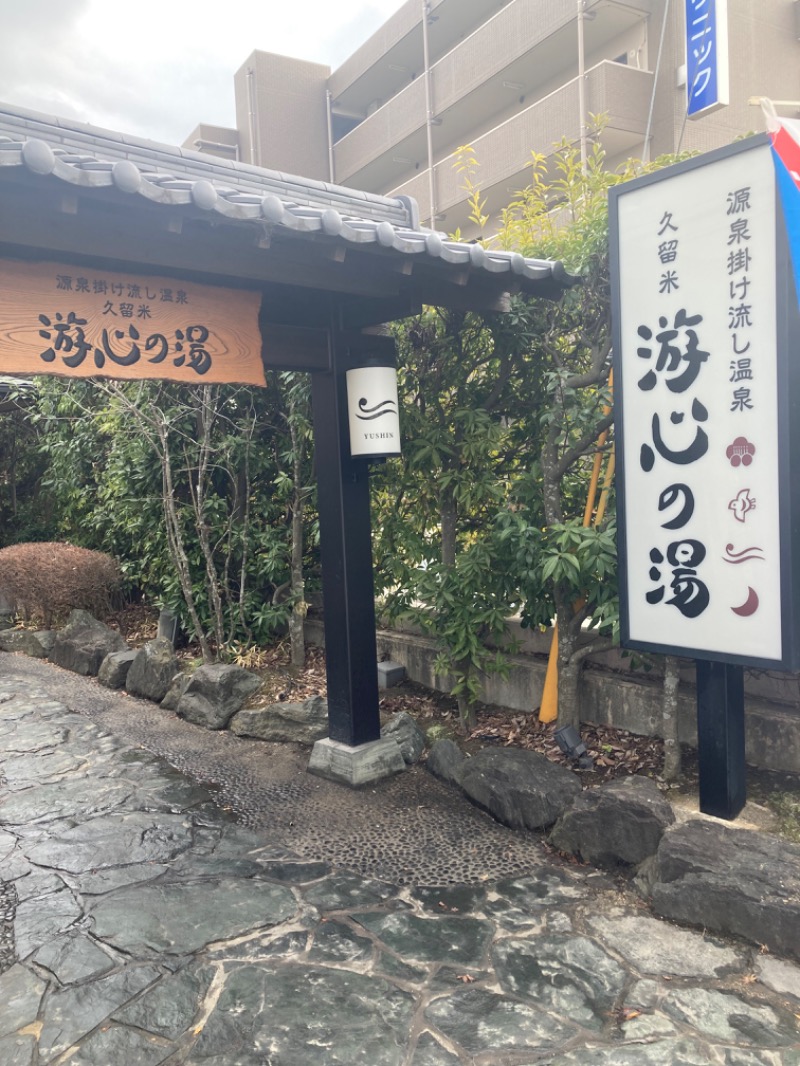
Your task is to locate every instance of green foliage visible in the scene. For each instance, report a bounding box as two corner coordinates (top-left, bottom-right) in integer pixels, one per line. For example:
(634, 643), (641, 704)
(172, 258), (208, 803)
(380, 528), (520, 708)
(766, 790), (800, 843)
(372, 304), (541, 728)
(0, 382), (57, 546)
(376, 124), (692, 726)
(452, 144), (490, 235)
(24, 375), (317, 654)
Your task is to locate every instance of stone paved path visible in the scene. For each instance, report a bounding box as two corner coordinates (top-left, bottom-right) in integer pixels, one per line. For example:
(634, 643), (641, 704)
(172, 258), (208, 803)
(1, 656), (800, 1064)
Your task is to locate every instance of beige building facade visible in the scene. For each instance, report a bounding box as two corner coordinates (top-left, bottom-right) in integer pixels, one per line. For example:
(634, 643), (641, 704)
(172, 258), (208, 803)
(185, 0), (800, 236)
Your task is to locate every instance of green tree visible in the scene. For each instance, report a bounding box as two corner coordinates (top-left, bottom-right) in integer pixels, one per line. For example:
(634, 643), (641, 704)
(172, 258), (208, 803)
(372, 297), (553, 731)
(32, 376), (301, 659)
(478, 132), (692, 728)
(0, 380), (55, 546)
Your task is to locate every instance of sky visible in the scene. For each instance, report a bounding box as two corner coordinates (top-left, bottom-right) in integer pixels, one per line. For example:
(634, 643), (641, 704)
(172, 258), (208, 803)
(0, 0), (407, 146)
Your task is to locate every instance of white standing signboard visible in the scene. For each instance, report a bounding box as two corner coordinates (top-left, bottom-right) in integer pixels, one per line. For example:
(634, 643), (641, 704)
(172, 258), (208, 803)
(611, 137), (800, 669)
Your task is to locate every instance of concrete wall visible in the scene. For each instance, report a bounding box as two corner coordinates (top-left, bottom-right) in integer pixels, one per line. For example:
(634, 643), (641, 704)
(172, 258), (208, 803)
(305, 618), (800, 775)
(234, 51), (330, 179)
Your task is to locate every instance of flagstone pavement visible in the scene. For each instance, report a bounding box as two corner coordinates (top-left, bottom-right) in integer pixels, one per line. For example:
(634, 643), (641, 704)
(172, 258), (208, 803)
(1, 652), (800, 1065)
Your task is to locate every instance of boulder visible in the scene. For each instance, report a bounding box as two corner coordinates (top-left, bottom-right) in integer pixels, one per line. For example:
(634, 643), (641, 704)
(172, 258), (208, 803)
(50, 610), (127, 676)
(459, 748), (581, 831)
(381, 711), (426, 764)
(651, 819), (800, 961)
(0, 628), (49, 658)
(34, 630), (56, 656)
(548, 775), (675, 867)
(426, 739), (465, 788)
(176, 663), (261, 731)
(230, 696), (328, 745)
(98, 649), (138, 690)
(125, 639), (180, 702)
(161, 671), (191, 711)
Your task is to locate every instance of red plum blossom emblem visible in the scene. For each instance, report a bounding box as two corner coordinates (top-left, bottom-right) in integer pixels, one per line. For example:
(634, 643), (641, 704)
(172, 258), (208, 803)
(726, 436), (755, 467)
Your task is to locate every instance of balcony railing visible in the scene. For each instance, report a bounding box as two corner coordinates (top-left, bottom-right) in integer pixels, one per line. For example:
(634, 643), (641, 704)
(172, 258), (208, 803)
(332, 0), (653, 185)
(390, 62), (655, 225)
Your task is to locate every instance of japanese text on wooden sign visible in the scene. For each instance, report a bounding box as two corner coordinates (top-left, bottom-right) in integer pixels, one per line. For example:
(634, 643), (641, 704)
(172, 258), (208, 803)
(613, 142), (784, 665)
(0, 259), (266, 386)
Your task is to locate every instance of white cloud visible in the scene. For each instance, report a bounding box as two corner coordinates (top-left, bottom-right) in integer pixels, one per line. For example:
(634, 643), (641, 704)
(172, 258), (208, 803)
(0, 0), (406, 143)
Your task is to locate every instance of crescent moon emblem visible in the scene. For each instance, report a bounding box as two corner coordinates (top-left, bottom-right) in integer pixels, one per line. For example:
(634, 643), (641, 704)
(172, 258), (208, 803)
(731, 587), (759, 617)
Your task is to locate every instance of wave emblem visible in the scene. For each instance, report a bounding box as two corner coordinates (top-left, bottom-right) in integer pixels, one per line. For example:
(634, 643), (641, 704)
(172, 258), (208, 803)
(356, 397), (397, 421)
(723, 544), (765, 564)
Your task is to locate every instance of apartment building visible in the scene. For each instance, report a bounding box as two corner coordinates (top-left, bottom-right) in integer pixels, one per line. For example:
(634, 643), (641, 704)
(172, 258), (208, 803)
(185, 0), (800, 236)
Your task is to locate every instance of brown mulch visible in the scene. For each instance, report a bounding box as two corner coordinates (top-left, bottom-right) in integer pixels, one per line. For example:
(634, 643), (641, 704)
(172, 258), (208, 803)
(90, 604), (800, 811)
(232, 632), (670, 788)
(465, 713), (668, 785)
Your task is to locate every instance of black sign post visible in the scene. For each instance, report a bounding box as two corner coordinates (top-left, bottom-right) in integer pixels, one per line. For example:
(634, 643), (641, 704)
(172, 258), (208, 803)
(695, 659), (746, 819)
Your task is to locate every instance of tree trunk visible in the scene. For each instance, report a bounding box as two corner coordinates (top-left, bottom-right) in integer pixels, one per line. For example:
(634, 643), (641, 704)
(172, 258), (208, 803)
(288, 496), (306, 669)
(8, 437), (16, 515)
(439, 484), (475, 732)
(287, 404), (307, 669)
(192, 387), (226, 653)
(661, 654), (682, 781)
(161, 459), (213, 663)
(457, 690), (477, 733)
(556, 631), (583, 731)
(440, 488), (457, 568)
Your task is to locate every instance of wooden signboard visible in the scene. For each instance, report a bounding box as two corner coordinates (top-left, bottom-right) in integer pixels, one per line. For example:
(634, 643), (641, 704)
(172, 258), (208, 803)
(0, 258), (266, 386)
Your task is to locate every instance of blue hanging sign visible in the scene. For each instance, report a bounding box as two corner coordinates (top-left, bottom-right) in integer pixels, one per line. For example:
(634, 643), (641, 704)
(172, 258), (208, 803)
(686, 0), (729, 119)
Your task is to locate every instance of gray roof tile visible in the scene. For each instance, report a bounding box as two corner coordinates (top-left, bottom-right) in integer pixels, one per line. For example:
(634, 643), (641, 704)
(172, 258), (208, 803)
(0, 102), (577, 296)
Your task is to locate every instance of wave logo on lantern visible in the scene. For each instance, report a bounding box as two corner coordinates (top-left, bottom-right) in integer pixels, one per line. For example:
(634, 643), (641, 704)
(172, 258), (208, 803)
(356, 398), (397, 421)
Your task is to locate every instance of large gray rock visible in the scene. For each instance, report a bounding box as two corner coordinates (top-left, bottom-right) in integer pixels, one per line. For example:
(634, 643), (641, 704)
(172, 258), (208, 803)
(34, 630), (56, 656)
(125, 639), (179, 702)
(548, 776), (675, 867)
(381, 711), (426, 764)
(160, 671), (191, 711)
(230, 696), (328, 744)
(176, 663), (261, 731)
(426, 739), (465, 788)
(0, 628), (49, 658)
(651, 819), (800, 961)
(97, 650), (138, 690)
(459, 748), (581, 831)
(50, 610), (127, 676)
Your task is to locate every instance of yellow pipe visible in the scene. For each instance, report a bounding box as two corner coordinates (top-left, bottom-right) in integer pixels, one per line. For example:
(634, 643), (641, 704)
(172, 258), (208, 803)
(539, 627), (561, 723)
(582, 430), (607, 527)
(593, 449), (615, 530)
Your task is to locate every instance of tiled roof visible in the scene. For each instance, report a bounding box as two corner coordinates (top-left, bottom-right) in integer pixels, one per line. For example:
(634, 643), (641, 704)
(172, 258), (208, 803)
(0, 104), (576, 295)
